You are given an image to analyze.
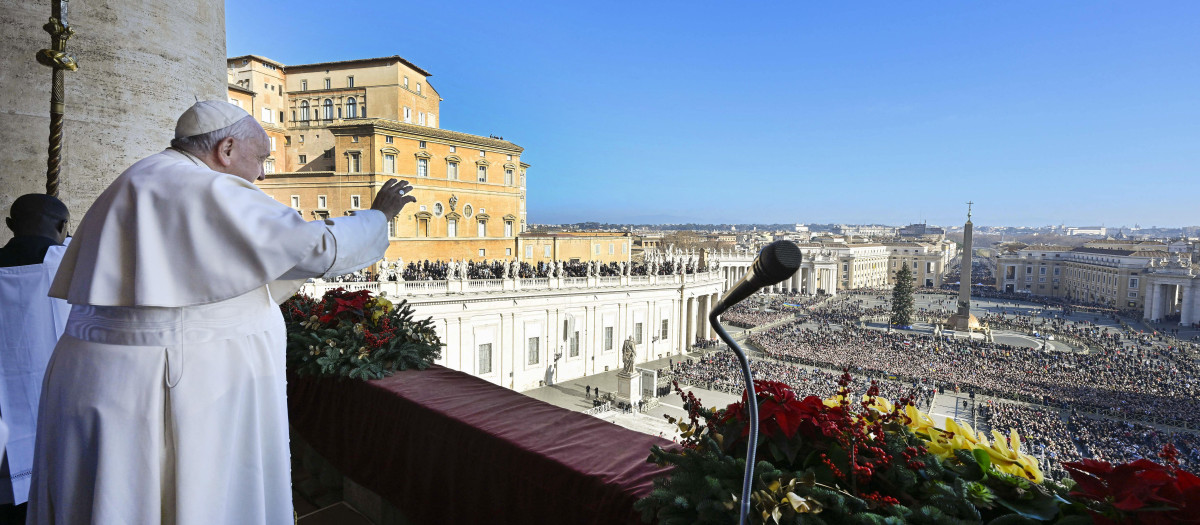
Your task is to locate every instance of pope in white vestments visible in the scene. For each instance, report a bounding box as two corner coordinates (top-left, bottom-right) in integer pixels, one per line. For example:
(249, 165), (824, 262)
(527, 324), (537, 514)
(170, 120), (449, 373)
(27, 101), (416, 524)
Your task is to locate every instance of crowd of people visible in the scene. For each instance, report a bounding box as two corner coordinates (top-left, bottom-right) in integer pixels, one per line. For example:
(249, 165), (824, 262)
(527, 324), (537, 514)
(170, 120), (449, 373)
(1069, 411), (1200, 472)
(395, 258), (712, 281)
(721, 293), (825, 329)
(671, 352), (936, 412)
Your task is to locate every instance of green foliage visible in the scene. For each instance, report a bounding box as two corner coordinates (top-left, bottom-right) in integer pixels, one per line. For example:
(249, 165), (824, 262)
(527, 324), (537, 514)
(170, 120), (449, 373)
(890, 265), (915, 327)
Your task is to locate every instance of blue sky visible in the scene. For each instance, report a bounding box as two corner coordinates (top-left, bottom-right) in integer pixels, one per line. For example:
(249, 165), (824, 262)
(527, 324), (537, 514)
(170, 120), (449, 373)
(227, 1), (1199, 228)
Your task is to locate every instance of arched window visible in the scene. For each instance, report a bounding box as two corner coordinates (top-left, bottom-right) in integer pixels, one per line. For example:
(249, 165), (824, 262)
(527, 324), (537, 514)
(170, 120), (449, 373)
(346, 97), (357, 119)
(323, 99), (333, 120)
(299, 101), (309, 121)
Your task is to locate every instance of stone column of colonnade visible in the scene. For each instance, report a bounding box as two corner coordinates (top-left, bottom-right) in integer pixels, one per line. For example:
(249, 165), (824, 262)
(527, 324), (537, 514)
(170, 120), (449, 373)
(1180, 283), (1195, 326)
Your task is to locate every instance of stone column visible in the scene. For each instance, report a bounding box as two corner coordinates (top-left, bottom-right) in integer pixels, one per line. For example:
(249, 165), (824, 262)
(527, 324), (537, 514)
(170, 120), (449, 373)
(697, 295), (709, 341)
(686, 297), (697, 348)
(1144, 283), (1155, 320)
(1149, 284), (1163, 321)
(1179, 283), (1195, 326)
(1, 0), (227, 240)
(708, 293), (718, 339)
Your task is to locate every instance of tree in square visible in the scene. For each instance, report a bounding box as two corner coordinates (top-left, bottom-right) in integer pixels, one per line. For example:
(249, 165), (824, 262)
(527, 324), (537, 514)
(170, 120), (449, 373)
(890, 264), (915, 328)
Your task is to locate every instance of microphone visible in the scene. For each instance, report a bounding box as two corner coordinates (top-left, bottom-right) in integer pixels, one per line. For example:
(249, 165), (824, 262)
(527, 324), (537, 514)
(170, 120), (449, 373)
(707, 240), (802, 525)
(711, 240), (803, 317)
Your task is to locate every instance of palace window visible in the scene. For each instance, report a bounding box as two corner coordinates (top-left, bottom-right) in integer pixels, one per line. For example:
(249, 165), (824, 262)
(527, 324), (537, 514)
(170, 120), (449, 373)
(478, 220), (486, 237)
(1129, 277), (1139, 288)
(416, 83), (422, 95)
(544, 245), (551, 257)
(301, 80), (308, 91)
(417, 158), (429, 177)
(506, 248), (512, 256)
(385, 135), (394, 144)
(604, 327), (613, 352)
(477, 165), (487, 182)
(661, 320), (669, 341)
(261, 107), (273, 123)
(527, 337), (539, 365)
(478, 249), (485, 257)
(634, 323), (643, 344)
(383, 154), (396, 173)
(346, 97), (357, 118)
(478, 344), (492, 374)
(404, 107), (412, 123)
(433, 203), (443, 216)
(447, 161), (459, 180)
(418, 112), (425, 126)
(350, 195), (361, 208)
(269, 137), (276, 151)
(290, 195), (299, 208)
(419, 141), (426, 149)
(505, 221), (513, 237)
(321, 99), (333, 120)
(447, 219), (457, 237)
(525, 245), (532, 258)
(323, 78), (330, 89)
(569, 331), (579, 357)
(263, 159), (274, 174)
(348, 153), (361, 173)
(317, 195), (327, 209)
(347, 75), (354, 87)
(298, 154), (307, 164)
(464, 204), (473, 218)
(505, 169), (514, 185)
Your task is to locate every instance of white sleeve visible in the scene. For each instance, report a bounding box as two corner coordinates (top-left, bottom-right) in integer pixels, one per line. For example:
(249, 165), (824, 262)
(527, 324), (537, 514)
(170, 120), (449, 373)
(277, 210), (390, 280)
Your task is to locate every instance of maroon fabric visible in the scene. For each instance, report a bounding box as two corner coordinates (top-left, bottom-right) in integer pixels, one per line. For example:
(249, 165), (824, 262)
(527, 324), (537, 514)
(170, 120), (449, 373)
(288, 366), (673, 525)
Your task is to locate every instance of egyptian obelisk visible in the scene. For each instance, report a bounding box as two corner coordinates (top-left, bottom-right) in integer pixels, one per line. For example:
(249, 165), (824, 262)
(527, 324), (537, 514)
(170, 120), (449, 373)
(946, 202), (979, 331)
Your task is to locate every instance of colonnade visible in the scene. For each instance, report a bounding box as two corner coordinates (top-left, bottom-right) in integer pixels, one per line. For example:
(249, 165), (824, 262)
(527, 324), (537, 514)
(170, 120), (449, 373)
(682, 292), (722, 346)
(718, 263), (838, 296)
(1144, 277), (1200, 326)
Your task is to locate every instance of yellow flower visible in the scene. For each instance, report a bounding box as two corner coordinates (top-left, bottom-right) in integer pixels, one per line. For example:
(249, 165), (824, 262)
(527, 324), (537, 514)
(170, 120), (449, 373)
(901, 406), (1044, 483)
(366, 297), (393, 323)
(985, 429), (1044, 483)
(862, 395), (895, 416)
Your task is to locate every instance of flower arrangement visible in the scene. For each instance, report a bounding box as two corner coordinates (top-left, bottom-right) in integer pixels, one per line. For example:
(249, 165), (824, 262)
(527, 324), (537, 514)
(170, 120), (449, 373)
(281, 288), (442, 380)
(635, 371), (1091, 524)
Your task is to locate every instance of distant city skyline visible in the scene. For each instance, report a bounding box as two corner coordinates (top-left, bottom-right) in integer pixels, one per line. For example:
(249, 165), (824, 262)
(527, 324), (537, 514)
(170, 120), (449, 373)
(227, 1), (1199, 228)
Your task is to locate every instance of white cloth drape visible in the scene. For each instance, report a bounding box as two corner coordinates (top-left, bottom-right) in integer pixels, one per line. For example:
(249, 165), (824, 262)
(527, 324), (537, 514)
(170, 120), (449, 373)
(0, 242), (70, 505)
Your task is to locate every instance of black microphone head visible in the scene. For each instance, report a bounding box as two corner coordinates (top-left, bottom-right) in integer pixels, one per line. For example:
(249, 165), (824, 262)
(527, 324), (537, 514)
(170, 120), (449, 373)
(752, 241), (803, 286)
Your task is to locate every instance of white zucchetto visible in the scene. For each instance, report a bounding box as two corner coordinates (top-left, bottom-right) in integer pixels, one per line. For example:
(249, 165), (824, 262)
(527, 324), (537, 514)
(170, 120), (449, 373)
(174, 100), (252, 139)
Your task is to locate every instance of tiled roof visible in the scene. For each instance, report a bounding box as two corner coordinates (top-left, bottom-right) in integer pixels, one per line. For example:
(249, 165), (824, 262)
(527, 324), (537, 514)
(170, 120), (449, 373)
(286, 55), (432, 77)
(330, 119), (523, 152)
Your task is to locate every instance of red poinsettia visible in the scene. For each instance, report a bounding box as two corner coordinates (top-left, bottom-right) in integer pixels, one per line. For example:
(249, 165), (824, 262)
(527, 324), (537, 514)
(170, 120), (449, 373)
(718, 380), (828, 439)
(317, 289), (372, 325)
(1064, 446), (1200, 524)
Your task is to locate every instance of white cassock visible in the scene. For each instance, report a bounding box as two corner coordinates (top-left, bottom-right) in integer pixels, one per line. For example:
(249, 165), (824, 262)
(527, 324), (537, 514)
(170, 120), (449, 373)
(28, 148), (388, 524)
(0, 241), (71, 506)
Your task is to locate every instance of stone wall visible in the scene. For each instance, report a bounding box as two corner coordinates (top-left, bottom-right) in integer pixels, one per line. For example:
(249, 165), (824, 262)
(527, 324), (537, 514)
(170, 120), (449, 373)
(0, 0), (226, 242)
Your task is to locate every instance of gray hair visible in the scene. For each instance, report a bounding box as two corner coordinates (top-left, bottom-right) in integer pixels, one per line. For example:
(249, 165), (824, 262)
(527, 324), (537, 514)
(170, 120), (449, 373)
(170, 115), (264, 157)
